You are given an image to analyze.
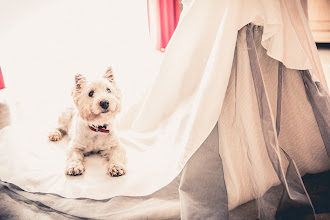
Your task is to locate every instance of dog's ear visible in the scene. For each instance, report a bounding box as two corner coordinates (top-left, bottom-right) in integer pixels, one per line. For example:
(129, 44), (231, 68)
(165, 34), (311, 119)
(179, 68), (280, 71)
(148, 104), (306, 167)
(72, 74), (86, 104)
(74, 74), (86, 90)
(104, 66), (115, 82)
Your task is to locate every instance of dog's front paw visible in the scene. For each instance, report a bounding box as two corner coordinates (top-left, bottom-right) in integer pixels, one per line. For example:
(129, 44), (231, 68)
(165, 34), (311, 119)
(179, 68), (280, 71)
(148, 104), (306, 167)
(108, 164), (126, 177)
(66, 163), (85, 176)
(48, 130), (63, 141)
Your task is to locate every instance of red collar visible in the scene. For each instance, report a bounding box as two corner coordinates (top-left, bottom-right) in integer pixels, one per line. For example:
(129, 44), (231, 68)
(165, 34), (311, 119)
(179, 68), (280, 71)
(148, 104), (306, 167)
(88, 124), (110, 133)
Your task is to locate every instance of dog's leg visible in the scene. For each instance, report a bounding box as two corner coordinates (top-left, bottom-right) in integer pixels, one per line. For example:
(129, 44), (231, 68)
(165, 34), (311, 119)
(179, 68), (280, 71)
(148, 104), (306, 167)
(66, 146), (85, 176)
(49, 107), (74, 141)
(104, 146), (127, 177)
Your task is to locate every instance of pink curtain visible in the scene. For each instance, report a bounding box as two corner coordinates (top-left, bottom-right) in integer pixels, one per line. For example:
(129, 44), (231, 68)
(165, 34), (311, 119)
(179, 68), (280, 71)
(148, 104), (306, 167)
(147, 0), (181, 52)
(0, 67), (4, 90)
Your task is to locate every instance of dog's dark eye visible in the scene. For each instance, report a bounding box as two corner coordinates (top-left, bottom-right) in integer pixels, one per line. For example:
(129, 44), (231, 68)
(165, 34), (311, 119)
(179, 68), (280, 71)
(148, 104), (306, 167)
(106, 88), (111, 93)
(88, 90), (94, 97)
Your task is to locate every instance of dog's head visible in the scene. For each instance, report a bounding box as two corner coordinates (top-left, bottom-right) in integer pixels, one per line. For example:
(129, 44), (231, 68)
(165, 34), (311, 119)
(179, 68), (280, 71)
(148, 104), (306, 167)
(72, 66), (122, 125)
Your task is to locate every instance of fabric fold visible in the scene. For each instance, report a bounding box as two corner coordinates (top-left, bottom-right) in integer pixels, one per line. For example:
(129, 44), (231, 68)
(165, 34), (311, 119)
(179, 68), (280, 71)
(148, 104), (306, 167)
(300, 70), (330, 157)
(246, 24), (315, 219)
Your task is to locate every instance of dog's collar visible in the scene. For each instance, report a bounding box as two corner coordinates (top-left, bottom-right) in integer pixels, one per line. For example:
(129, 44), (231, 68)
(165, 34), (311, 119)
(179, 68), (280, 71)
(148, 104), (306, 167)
(88, 124), (110, 133)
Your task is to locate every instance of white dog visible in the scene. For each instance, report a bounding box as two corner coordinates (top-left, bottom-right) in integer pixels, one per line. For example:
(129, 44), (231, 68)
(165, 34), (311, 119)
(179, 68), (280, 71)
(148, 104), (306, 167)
(48, 66), (127, 177)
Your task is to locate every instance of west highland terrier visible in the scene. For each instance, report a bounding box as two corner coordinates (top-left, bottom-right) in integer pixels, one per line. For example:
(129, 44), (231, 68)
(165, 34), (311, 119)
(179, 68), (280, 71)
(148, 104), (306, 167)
(48, 66), (127, 177)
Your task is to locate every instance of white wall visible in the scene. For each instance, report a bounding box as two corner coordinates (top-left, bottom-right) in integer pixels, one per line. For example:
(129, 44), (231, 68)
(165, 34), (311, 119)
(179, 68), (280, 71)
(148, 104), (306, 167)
(0, 0), (161, 115)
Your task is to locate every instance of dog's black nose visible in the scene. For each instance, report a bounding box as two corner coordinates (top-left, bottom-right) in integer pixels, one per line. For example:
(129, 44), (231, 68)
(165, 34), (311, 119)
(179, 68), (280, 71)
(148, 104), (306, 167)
(100, 100), (109, 109)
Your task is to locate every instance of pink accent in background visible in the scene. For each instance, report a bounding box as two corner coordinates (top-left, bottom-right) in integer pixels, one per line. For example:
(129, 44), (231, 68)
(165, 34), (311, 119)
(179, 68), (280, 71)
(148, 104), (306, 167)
(147, 0), (180, 52)
(0, 67), (5, 90)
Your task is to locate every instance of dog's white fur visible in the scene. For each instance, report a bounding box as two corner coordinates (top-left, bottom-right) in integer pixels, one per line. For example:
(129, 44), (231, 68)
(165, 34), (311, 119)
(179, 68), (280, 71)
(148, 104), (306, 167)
(48, 66), (127, 177)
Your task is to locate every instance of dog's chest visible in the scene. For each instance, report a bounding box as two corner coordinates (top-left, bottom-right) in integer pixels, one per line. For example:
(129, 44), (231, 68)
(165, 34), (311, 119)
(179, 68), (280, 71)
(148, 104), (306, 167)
(83, 131), (108, 151)
(70, 118), (117, 153)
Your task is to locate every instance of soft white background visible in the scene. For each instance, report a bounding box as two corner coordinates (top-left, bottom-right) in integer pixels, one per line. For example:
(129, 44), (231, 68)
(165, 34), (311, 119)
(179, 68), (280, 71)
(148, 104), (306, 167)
(0, 0), (162, 127)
